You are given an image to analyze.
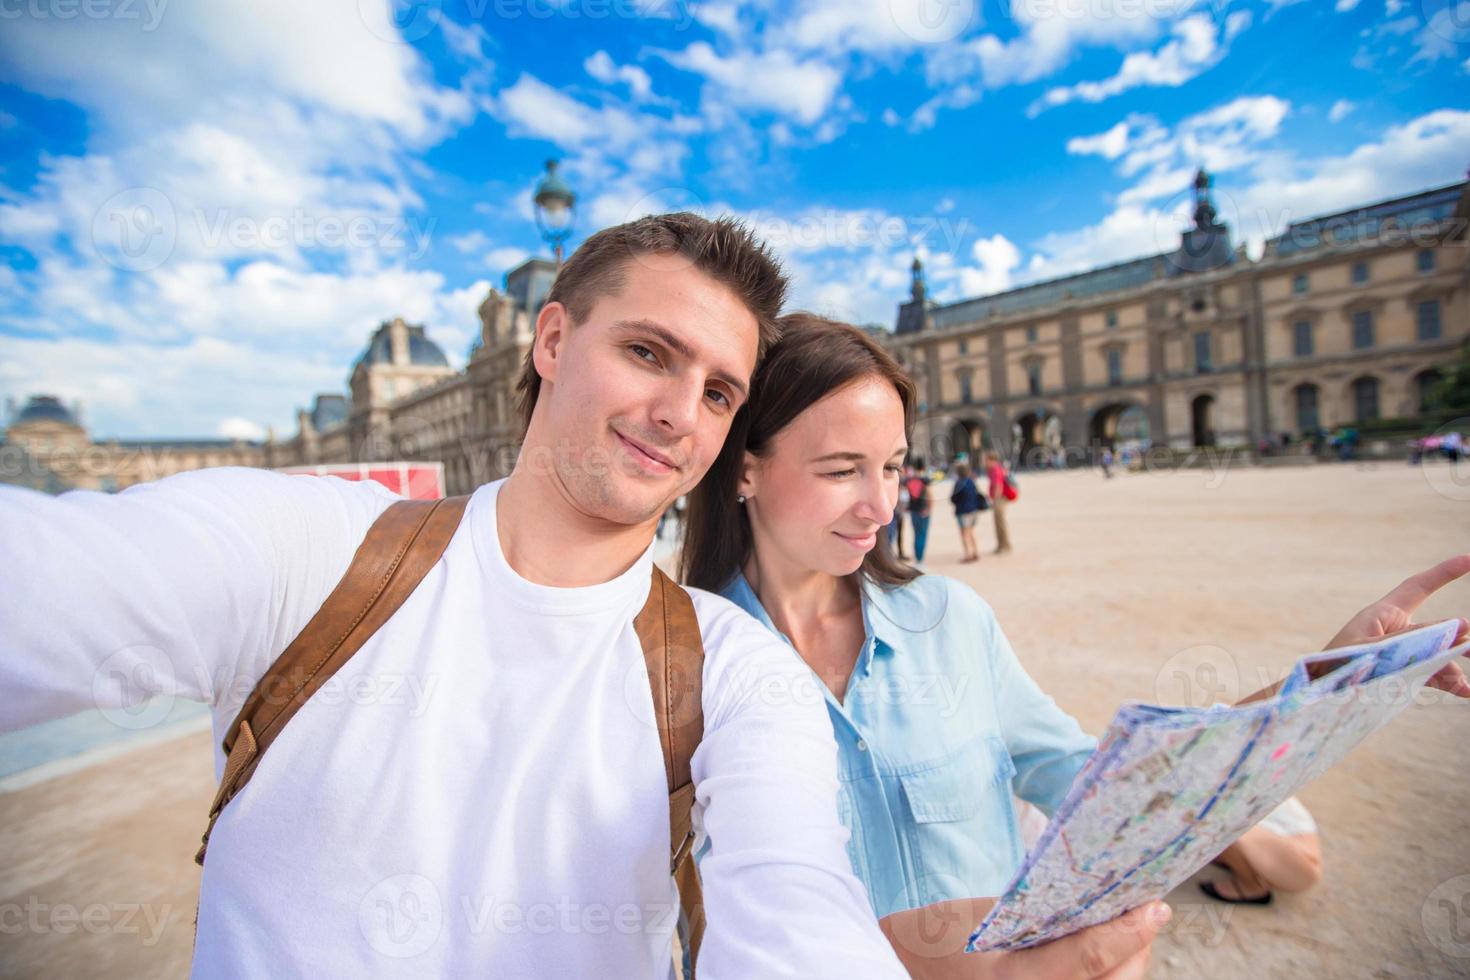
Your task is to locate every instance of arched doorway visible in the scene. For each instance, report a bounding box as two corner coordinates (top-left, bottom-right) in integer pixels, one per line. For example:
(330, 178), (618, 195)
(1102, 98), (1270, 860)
(1292, 383), (1320, 434)
(1014, 409), (1063, 468)
(1089, 402), (1151, 452)
(1351, 376), (1380, 423)
(1191, 394), (1216, 447)
(945, 417), (989, 465)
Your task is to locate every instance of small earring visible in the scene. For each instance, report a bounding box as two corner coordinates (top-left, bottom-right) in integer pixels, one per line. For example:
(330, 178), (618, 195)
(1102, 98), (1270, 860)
(737, 494), (746, 504)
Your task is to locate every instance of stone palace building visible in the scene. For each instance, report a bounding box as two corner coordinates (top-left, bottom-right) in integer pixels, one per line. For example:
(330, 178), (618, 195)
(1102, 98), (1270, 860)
(4, 172), (1466, 494)
(888, 171), (1468, 465)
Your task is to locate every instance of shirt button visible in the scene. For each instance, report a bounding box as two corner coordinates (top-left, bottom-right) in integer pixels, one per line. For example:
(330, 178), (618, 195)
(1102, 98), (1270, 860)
(856, 739), (868, 752)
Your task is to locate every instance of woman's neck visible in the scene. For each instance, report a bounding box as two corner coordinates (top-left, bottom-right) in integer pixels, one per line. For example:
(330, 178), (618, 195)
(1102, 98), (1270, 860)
(743, 549), (861, 644)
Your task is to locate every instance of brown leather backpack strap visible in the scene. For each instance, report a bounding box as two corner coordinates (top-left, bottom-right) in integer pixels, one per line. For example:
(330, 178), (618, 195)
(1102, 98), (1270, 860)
(195, 495), (469, 865)
(634, 566), (706, 973)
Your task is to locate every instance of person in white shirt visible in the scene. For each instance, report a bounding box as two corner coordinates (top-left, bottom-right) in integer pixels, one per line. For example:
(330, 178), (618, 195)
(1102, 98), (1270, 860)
(0, 212), (1166, 978)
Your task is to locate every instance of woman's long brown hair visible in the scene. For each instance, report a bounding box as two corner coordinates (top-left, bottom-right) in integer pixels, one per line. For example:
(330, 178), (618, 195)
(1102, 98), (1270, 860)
(680, 312), (921, 593)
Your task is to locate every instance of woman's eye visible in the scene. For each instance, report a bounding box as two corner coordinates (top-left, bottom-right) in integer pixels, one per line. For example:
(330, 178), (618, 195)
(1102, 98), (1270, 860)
(825, 469), (857, 479)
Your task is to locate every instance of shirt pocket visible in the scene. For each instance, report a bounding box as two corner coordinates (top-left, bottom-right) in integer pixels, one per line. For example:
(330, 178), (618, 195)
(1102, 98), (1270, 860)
(895, 734), (1022, 905)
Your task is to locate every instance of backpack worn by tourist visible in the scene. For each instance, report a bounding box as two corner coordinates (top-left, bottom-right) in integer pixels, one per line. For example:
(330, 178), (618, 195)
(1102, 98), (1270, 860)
(194, 496), (708, 970)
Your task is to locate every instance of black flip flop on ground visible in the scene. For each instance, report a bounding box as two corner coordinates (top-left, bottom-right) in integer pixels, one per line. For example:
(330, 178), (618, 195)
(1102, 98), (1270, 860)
(1200, 879), (1274, 905)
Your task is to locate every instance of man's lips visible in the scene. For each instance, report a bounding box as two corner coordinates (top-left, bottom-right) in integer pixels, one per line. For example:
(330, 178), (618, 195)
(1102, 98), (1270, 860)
(614, 430), (678, 472)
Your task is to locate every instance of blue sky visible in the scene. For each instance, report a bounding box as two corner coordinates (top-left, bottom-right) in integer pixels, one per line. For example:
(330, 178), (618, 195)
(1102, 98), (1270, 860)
(1, 0), (1467, 439)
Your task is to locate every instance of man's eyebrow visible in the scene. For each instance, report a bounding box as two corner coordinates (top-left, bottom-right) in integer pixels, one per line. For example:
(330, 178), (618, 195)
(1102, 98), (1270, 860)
(613, 318), (749, 400)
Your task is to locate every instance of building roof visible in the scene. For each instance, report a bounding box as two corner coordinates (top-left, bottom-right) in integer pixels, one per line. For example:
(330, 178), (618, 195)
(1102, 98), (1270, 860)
(1267, 180), (1466, 258)
(11, 395), (81, 428)
(310, 394), (349, 430)
(354, 320), (450, 369)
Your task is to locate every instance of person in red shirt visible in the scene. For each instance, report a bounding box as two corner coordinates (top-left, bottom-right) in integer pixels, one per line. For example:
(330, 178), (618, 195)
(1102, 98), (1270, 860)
(985, 450), (1013, 555)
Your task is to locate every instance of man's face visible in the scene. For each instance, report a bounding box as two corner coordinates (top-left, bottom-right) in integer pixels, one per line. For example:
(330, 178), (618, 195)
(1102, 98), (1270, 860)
(529, 252), (759, 526)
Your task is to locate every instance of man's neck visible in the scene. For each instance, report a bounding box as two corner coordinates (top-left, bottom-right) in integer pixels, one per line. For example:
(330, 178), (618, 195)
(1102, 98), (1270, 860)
(495, 467), (658, 588)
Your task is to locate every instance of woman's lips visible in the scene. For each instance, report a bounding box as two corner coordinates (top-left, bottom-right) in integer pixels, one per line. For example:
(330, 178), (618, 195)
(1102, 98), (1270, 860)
(835, 530), (878, 549)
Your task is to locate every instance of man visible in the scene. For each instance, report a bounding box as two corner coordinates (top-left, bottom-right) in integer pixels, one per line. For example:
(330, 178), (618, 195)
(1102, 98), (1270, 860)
(0, 213), (1163, 977)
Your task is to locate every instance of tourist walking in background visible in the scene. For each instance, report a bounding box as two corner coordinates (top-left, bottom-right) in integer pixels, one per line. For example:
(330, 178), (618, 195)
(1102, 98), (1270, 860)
(1100, 447), (1115, 479)
(986, 450), (1014, 555)
(950, 461), (986, 563)
(904, 464), (931, 565)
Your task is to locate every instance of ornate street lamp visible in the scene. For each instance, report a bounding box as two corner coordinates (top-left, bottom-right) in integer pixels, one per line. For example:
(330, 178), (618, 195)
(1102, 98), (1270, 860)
(533, 159), (576, 267)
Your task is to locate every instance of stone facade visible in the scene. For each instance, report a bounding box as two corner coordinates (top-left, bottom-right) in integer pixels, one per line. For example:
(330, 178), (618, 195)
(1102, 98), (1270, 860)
(886, 173), (1469, 466)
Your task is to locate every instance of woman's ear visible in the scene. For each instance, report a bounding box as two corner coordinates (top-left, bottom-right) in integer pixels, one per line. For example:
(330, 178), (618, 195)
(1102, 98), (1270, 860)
(737, 451), (759, 499)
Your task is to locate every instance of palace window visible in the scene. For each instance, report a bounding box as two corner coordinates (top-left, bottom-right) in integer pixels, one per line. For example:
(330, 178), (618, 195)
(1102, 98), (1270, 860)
(1417, 248), (1436, 273)
(1193, 331), (1212, 373)
(1026, 326), (1038, 343)
(1027, 364), (1042, 397)
(1292, 273), (1309, 295)
(1294, 384), (1319, 433)
(1351, 261), (1369, 284)
(1416, 299), (1441, 341)
(1105, 311), (1118, 329)
(1352, 377), (1380, 422)
(958, 338), (968, 355)
(959, 371), (973, 405)
(1107, 349), (1123, 387)
(1293, 320), (1313, 357)
(1351, 310), (1375, 349)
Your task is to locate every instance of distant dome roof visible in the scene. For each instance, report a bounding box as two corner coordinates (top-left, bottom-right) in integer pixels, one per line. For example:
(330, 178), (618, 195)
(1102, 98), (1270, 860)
(355, 321), (450, 369)
(13, 395), (80, 427)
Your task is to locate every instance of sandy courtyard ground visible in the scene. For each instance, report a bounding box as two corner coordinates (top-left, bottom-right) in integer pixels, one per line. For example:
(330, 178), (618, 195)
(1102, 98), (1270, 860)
(2, 459), (1467, 978)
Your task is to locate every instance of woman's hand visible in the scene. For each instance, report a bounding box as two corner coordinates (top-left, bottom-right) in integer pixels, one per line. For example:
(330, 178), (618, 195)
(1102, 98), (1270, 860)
(879, 898), (1169, 980)
(1322, 553), (1470, 697)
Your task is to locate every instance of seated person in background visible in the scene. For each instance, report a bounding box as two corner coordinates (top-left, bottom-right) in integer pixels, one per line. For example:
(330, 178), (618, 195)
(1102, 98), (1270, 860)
(1202, 796), (1322, 905)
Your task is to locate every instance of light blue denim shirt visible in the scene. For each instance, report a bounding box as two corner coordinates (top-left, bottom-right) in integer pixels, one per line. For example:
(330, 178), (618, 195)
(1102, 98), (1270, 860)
(717, 572), (1096, 918)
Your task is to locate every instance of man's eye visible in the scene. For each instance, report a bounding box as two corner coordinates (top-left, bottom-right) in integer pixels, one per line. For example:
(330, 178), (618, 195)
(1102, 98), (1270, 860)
(706, 389), (730, 408)
(884, 465), (903, 475)
(629, 344), (658, 363)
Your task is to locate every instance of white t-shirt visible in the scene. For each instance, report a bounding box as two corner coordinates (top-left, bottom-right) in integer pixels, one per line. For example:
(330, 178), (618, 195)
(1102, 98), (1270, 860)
(0, 468), (905, 978)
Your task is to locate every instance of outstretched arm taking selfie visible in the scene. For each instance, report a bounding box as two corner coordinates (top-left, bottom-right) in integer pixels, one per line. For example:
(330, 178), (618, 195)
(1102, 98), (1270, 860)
(0, 469), (393, 735)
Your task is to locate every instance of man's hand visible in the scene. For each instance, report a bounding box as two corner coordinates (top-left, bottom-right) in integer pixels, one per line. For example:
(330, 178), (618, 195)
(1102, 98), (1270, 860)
(879, 898), (1169, 980)
(1322, 553), (1470, 698)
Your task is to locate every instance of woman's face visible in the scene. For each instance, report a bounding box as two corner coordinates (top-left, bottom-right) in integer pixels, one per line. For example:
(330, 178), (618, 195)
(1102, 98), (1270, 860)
(739, 376), (908, 579)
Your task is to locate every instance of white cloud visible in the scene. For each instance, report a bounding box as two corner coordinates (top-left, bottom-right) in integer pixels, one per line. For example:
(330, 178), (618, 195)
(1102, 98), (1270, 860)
(960, 234), (1022, 296)
(927, 0), (1194, 91)
(1027, 105), (1470, 280)
(1033, 12), (1251, 114)
(655, 42), (843, 125)
(0, 0), (471, 145)
(585, 50), (655, 101)
(218, 417), (267, 441)
(1411, 3), (1470, 65)
(1336, 0), (1362, 9)
(1328, 99), (1356, 122)
(1067, 121), (1132, 160)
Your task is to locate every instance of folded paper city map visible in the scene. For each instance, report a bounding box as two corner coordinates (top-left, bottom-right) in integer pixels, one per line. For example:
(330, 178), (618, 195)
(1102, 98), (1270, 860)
(968, 620), (1467, 952)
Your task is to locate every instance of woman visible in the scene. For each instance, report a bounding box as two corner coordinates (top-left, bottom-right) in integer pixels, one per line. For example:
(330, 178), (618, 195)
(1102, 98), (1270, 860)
(680, 313), (1470, 972)
(949, 462), (985, 563)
